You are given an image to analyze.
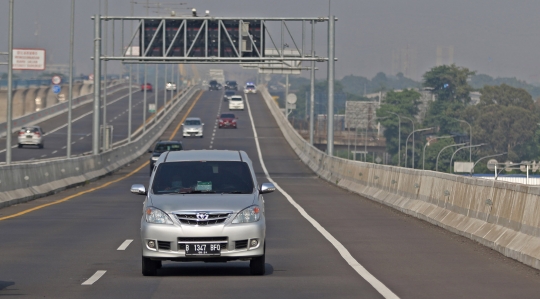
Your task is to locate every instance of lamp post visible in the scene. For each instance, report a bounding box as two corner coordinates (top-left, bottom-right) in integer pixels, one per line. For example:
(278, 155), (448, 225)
(436, 143), (467, 172)
(449, 143), (486, 173)
(67, 0), (75, 158)
(405, 127), (432, 168)
(470, 152), (507, 177)
(452, 118), (472, 162)
(423, 135), (455, 170)
(388, 112), (401, 166)
(401, 116), (414, 167)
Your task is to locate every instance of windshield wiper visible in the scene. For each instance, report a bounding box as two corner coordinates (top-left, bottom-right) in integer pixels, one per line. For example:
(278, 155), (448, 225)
(222, 191), (250, 194)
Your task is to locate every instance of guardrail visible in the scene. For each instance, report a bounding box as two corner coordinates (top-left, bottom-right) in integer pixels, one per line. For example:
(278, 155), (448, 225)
(260, 86), (540, 271)
(0, 80), (128, 138)
(0, 85), (199, 208)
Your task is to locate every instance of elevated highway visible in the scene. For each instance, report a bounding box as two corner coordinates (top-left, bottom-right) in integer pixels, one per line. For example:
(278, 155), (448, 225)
(1, 88), (540, 298)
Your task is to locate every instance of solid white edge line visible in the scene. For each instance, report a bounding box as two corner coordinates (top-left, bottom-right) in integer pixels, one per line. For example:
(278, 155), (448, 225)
(117, 239), (134, 251)
(81, 270), (106, 285)
(244, 94), (400, 299)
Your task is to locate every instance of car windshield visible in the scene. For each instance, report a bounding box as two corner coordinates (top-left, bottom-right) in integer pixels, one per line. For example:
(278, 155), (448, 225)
(220, 114), (235, 119)
(21, 127), (39, 133)
(154, 144), (182, 152)
(231, 97), (242, 102)
(225, 91), (235, 95)
(152, 161), (254, 194)
(246, 85), (255, 88)
(185, 120), (201, 125)
(228, 81), (237, 86)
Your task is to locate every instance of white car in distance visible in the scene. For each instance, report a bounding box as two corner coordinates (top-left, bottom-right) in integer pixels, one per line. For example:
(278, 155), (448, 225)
(229, 95), (245, 111)
(244, 83), (257, 94)
(166, 82), (177, 91)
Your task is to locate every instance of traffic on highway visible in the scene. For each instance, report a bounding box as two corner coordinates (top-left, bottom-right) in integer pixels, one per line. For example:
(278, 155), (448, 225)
(1, 87), (540, 298)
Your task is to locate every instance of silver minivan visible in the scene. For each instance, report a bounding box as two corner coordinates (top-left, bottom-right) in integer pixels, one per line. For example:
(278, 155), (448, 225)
(131, 150), (275, 276)
(17, 126), (45, 148)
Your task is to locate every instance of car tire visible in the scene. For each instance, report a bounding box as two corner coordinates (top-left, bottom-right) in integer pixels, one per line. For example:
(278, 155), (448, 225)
(249, 243), (265, 275)
(17, 144), (22, 148)
(142, 256), (160, 276)
(200, 135), (203, 138)
(38, 143), (44, 149)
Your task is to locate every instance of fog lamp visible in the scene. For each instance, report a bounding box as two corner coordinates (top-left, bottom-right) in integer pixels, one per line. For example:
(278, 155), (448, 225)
(148, 240), (156, 248)
(250, 239), (258, 248)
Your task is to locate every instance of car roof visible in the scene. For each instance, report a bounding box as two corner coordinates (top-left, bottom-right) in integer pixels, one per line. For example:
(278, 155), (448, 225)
(156, 140), (182, 144)
(164, 150), (246, 162)
(230, 95), (243, 99)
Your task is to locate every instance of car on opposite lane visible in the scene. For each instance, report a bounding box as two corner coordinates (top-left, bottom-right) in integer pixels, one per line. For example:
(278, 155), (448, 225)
(218, 113), (238, 129)
(17, 126), (45, 149)
(166, 82), (177, 91)
(149, 140), (183, 175)
(225, 80), (238, 91)
(229, 95), (244, 111)
(182, 117), (204, 138)
(131, 150), (276, 276)
(141, 83), (153, 92)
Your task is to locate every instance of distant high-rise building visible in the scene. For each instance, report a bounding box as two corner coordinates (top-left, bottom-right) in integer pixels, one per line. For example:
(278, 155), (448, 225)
(436, 46), (454, 66)
(391, 46), (417, 80)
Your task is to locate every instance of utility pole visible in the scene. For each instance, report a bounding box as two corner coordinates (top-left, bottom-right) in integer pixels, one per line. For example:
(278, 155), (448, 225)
(309, 21), (315, 146)
(6, 0), (14, 165)
(327, 15), (335, 156)
(67, 0), (75, 158)
(92, 14), (101, 155)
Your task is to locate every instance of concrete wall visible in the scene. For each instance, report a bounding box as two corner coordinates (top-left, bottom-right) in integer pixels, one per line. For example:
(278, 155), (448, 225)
(260, 86), (540, 271)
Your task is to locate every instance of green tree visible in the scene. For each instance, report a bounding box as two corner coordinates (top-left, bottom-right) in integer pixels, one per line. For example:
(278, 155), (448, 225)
(465, 84), (539, 161)
(422, 65), (475, 134)
(376, 89), (421, 164)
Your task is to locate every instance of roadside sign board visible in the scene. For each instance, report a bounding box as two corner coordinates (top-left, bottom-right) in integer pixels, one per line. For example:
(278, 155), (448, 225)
(52, 75), (62, 85)
(148, 103), (156, 113)
(52, 85), (61, 94)
(13, 48), (46, 70)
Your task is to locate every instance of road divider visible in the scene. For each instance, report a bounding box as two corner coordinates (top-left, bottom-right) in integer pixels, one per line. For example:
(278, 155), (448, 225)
(260, 86), (540, 272)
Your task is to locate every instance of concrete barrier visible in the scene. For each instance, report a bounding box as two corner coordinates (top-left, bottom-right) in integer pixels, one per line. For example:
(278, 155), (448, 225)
(260, 86), (540, 271)
(0, 85), (198, 208)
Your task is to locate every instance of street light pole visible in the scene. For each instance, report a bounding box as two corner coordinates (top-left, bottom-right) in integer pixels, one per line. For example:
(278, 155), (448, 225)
(309, 21), (315, 145)
(401, 116), (414, 168)
(92, 14), (102, 155)
(327, 15), (335, 156)
(388, 112), (401, 166)
(470, 152), (507, 176)
(6, 0), (14, 165)
(436, 143), (467, 172)
(422, 135), (454, 170)
(67, 0), (75, 158)
(405, 127), (433, 168)
(453, 118), (472, 162)
(449, 143), (486, 173)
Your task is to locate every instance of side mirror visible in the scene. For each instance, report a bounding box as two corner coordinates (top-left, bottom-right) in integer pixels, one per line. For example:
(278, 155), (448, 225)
(131, 184), (147, 195)
(260, 183), (276, 194)
(202, 123), (205, 126)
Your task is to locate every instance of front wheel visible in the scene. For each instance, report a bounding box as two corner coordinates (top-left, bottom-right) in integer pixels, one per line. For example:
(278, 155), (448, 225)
(249, 243), (265, 275)
(142, 256), (161, 276)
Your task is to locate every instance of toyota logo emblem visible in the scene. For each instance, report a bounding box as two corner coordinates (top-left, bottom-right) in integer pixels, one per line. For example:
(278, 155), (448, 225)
(196, 213), (209, 220)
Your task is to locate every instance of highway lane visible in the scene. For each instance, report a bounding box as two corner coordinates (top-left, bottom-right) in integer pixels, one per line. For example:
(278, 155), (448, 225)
(1, 89), (540, 298)
(0, 88), (171, 163)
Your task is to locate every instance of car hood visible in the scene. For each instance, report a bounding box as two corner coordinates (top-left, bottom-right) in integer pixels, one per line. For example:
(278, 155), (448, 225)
(149, 193), (257, 213)
(220, 118), (235, 121)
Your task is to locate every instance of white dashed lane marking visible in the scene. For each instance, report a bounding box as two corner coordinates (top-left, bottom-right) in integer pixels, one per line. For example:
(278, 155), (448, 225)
(62, 146), (67, 149)
(52, 150), (57, 154)
(81, 270), (106, 285)
(117, 239), (133, 251)
(79, 137), (84, 140)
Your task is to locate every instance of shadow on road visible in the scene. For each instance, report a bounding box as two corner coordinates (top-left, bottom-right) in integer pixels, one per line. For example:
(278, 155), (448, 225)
(156, 262), (274, 277)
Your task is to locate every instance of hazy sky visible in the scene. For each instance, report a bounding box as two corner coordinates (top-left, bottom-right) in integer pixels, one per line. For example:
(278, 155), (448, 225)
(1, 0), (540, 82)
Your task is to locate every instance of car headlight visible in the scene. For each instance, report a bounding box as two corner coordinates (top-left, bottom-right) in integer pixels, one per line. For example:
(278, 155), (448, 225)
(232, 205), (261, 224)
(145, 207), (173, 224)
(151, 157), (159, 161)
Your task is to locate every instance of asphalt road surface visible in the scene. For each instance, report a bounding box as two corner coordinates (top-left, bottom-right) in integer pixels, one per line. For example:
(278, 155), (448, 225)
(1, 90), (540, 298)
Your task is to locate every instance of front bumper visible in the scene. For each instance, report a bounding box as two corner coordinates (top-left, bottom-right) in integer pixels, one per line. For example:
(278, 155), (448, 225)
(229, 104), (244, 110)
(18, 137), (42, 145)
(219, 122), (237, 128)
(183, 130), (203, 137)
(141, 217), (265, 260)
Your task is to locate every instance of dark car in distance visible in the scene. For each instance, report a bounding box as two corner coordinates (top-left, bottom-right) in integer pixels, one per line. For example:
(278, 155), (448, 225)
(209, 80), (220, 91)
(218, 113), (238, 129)
(149, 141), (183, 175)
(225, 80), (238, 91)
(224, 90), (236, 101)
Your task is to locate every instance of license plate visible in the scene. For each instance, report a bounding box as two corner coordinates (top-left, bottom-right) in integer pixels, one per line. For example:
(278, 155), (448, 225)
(185, 243), (221, 255)
(26, 135), (33, 138)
